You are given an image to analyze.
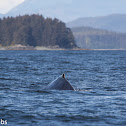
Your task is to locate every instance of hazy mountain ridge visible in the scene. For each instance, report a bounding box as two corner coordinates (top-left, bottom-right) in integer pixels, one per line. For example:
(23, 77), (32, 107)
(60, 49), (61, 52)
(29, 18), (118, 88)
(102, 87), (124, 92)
(0, 0), (81, 22)
(0, 1), (126, 49)
(1, 0), (126, 33)
(0, 14), (3, 18)
(67, 14), (126, 33)
(72, 26), (126, 49)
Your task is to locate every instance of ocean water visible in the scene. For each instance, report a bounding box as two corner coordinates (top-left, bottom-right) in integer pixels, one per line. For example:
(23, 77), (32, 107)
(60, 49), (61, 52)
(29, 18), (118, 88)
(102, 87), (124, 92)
(0, 50), (126, 126)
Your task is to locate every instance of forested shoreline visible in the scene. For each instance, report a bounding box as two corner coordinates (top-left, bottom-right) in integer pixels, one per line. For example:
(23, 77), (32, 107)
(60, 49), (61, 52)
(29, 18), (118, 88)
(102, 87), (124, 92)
(1, 14), (126, 50)
(0, 14), (76, 49)
(72, 27), (126, 49)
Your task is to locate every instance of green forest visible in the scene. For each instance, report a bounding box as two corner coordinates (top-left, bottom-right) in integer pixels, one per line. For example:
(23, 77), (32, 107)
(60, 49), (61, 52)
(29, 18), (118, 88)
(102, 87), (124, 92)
(0, 14), (76, 49)
(72, 27), (126, 49)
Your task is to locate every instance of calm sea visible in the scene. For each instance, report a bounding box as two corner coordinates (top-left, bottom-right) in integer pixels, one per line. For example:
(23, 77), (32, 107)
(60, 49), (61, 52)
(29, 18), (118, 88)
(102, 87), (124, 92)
(0, 50), (126, 126)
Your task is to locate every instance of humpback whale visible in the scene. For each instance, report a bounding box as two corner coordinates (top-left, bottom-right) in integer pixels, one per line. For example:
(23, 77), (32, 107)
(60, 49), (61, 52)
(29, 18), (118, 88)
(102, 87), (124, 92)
(44, 74), (75, 90)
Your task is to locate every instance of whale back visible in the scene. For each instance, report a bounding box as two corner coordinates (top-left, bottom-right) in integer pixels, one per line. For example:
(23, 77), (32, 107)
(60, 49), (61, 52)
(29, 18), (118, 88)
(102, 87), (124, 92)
(44, 75), (74, 90)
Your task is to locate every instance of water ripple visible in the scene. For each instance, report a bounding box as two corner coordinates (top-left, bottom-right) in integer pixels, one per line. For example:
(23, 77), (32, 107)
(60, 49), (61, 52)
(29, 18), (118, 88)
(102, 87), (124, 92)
(0, 50), (126, 126)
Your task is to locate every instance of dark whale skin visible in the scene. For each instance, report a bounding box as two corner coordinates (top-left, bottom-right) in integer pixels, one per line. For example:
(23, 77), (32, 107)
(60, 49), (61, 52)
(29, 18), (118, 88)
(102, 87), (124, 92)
(44, 75), (74, 90)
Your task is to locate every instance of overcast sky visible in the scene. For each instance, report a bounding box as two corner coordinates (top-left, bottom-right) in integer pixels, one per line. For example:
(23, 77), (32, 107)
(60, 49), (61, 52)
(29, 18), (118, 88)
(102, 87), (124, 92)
(0, 0), (24, 13)
(0, 0), (126, 20)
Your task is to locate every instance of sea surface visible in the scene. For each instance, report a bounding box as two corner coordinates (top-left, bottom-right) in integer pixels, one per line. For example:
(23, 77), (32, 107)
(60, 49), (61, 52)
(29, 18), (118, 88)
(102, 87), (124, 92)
(0, 50), (126, 126)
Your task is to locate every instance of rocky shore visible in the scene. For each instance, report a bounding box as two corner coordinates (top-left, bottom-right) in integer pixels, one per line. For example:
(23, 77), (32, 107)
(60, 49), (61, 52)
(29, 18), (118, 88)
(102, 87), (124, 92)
(0, 44), (89, 50)
(0, 45), (35, 50)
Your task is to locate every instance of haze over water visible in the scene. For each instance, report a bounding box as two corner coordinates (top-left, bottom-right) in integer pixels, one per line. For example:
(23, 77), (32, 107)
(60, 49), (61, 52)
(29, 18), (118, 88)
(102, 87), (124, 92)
(0, 50), (126, 126)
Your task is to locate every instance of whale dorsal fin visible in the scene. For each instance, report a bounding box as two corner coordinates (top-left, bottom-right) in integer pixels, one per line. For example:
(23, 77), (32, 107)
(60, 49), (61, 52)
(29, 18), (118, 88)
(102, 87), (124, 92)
(62, 74), (65, 78)
(44, 74), (74, 90)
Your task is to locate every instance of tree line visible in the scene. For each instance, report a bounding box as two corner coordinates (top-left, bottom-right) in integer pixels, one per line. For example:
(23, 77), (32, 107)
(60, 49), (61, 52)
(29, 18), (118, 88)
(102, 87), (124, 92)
(72, 27), (126, 49)
(0, 14), (76, 49)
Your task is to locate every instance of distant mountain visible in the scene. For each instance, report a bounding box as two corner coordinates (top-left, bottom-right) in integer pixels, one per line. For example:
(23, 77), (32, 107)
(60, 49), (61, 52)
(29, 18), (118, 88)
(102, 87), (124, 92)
(0, 14), (3, 18)
(72, 27), (126, 49)
(67, 14), (126, 33)
(3, 0), (81, 22)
